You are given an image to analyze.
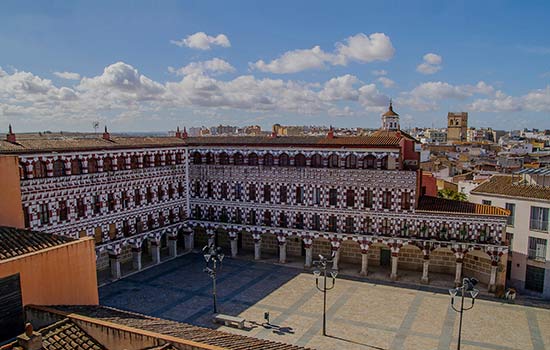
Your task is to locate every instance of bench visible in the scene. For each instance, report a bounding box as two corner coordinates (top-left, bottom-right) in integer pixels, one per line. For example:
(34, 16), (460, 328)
(213, 313), (245, 329)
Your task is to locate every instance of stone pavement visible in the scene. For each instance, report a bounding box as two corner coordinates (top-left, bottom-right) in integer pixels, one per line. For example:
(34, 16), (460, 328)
(99, 253), (550, 350)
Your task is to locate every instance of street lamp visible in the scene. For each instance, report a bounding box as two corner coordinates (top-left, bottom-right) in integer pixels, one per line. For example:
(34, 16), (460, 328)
(313, 254), (338, 336)
(203, 243), (225, 314)
(449, 277), (479, 350)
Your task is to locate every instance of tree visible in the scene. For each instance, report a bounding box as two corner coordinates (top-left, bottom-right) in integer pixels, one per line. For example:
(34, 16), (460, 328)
(438, 188), (467, 201)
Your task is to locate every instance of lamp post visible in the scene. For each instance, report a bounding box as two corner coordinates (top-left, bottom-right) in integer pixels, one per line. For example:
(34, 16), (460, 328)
(203, 243), (224, 314)
(313, 254), (338, 336)
(449, 277), (479, 350)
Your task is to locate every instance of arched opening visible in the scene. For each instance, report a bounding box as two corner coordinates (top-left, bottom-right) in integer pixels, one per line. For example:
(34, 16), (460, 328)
(345, 154), (357, 169)
(248, 152), (259, 166)
(154, 154), (162, 167)
(53, 159), (65, 176)
(205, 152), (214, 164)
(165, 153), (173, 165)
(363, 155), (376, 169)
(263, 153), (274, 166)
(218, 152), (229, 165)
(130, 155), (138, 169)
(278, 153), (289, 166)
(33, 160), (47, 178)
(103, 157), (113, 172)
(175, 152), (182, 164)
(71, 159), (83, 175)
(294, 153), (306, 167)
(311, 154), (323, 168)
(88, 158), (98, 174)
(380, 156), (389, 170)
(328, 154), (340, 168)
(233, 152), (244, 165)
(19, 162), (27, 180)
(117, 156), (126, 170)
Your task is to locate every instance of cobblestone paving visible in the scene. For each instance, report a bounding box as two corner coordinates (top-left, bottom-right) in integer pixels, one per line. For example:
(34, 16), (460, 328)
(100, 253), (550, 350)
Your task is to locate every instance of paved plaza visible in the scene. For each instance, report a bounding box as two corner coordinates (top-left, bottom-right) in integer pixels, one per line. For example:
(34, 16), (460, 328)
(99, 253), (550, 350)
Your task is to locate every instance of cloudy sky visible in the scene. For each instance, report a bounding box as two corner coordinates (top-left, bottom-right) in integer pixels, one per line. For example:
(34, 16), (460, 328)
(1, 0), (550, 132)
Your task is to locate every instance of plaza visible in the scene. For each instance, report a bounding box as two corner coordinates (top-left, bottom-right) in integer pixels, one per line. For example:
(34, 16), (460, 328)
(99, 253), (550, 350)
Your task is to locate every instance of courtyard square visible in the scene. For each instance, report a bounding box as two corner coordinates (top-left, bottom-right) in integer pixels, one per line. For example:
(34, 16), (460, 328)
(99, 253), (550, 350)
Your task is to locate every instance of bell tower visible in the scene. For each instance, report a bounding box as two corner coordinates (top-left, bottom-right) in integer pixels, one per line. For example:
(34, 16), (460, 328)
(381, 100), (400, 131)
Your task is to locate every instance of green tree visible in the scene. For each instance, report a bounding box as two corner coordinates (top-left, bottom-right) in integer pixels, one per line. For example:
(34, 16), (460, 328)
(437, 188), (467, 201)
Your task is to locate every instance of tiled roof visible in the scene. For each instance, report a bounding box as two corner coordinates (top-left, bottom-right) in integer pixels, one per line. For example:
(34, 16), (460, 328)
(416, 196), (510, 216)
(41, 319), (106, 350)
(369, 129), (418, 142)
(471, 175), (550, 201)
(186, 135), (401, 147)
(0, 226), (75, 261)
(0, 136), (186, 154)
(51, 305), (309, 350)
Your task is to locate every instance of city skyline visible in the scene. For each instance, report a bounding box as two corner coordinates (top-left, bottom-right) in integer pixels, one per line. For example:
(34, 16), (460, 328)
(1, 0), (550, 132)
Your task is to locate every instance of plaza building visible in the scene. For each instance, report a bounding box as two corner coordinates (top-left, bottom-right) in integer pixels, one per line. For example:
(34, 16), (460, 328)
(470, 169), (550, 298)
(0, 104), (509, 292)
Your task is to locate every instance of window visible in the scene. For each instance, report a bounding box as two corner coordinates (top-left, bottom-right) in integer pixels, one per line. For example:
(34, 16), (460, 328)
(296, 186), (304, 204)
(220, 207), (229, 223)
(328, 154), (339, 168)
(506, 203), (516, 226)
(364, 189), (373, 208)
(312, 214), (321, 231)
(193, 152), (202, 164)
(382, 191), (392, 209)
(263, 153), (274, 166)
(234, 208), (242, 224)
(345, 217), (354, 233)
(295, 213), (304, 229)
(205, 152), (214, 164)
(168, 184), (174, 199)
(311, 154), (323, 168)
(33, 161), (47, 178)
(280, 186), (287, 203)
(294, 153), (306, 167)
(117, 156), (126, 170)
(380, 156), (388, 170)
(71, 159), (82, 175)
(154, 154), (161, 167)
(207, 207), (215, 221)
(134, 189), (141, 205)
(401, 192), (411, 210)
(194, 181), (201, 197)
(93, 195), (101, 214)
(248, 211), (256, 225)
(248, 184), (257, 201)
(329, 188), (338, 206)
(175, 153), (182, 164)
(263, 211), (272, 226)
(146, 188), (153, 203)
(165, 153), (172, 165)
(88, 158), (98, 173)
(482, 200), (492, 206)
(346, 189), (355, 207)
(157, 185), (164, 200)
(363, 155), (376, 169)
(39, 204), (49, 224)
(103, 157), (113, 172)
(235, 183), (243, 200)
(345, 155), (357, 169)
(364, 217), (372, 233)
(121, 191), (129, 209)
(23, 206), (30, 227)
(328, 215), (338, 232)
(108, 193), (115, 211)
(530, 207), (549, 231)
(248, 153), (259, 166)
(53, 159), (65, 177)
(177, 182), (184, 196)
(528, 237), (547, 261)
(221, 183), (228, 199)
(313, 188), (321, 205)
(279, 212), (288, 228)
(279, 153), (289, 166)
(219, 152), (229, 165)
(207, 182), (213, 198)
(77, 198), (85, 218)
(234, 153), (244, 165)
(263, 184), (271, 202)
(194, 205), (202, 219)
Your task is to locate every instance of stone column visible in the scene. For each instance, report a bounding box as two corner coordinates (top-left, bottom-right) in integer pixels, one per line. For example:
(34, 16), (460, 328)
(421, 256), (430, 284)
(360, 252), (369, 276)
(279, 242), (287, 264)
(109, 253), (121, 279)
(230, 236), (238, 257)
(455, 258), (463, 286)
(332, 249), (340, 270)
(390, 253), (399, 280)
(488, 262), (498, 292)
(150, 240), (161, 264)
(207, 230), (215, 247)
(168, 234), (178, 258)
(132, 246), (142, 271)
(303, 236), (313, 268)
(184, 229), (194, 251)
(253, 233), (262, 260)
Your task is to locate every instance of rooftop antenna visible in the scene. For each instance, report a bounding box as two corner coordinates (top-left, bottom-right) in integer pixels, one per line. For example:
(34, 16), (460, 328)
(92, 121), (100, 134)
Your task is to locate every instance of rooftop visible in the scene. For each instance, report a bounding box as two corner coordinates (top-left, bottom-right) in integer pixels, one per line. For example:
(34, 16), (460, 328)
(471, 175), (550, 201)
(0, 226), (75, 261)
(416, 196), (510, 216)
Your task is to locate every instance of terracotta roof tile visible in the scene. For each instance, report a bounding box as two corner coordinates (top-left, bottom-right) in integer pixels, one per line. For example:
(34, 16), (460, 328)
(186, 135), (401, 147)
(0, 226), (75, 261)
(416, 196), (510, 216)
(51, 305), (309, 350)
(471, 175), (550, 201)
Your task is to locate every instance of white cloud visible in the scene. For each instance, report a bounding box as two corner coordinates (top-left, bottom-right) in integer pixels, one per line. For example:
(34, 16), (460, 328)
(319, 75), (360, 101)
(416, 53), (443, 74)
(251, 33), (394, 74)
(170, 32), (231, 50)
(168, 58), (235, 76)
(53, 71), (81, 80)
(372, 70), (387, 76)
(377, 77), (395, 88)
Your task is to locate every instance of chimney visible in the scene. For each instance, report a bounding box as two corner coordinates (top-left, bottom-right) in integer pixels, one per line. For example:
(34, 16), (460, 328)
(175, 126), (182, 138)
(182, 127), (188, 139)
(327, 126), (335, 139)
(102, 126), (111, 141)
(6, 124), (16, 143)
(17, 323), (42, 350)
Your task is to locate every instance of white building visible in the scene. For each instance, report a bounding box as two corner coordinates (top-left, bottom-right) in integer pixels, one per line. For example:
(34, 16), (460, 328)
(470, 169), (550, 298)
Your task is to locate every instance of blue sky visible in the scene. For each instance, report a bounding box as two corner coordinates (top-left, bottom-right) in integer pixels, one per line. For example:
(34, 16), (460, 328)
(1, 0), (549, 132)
